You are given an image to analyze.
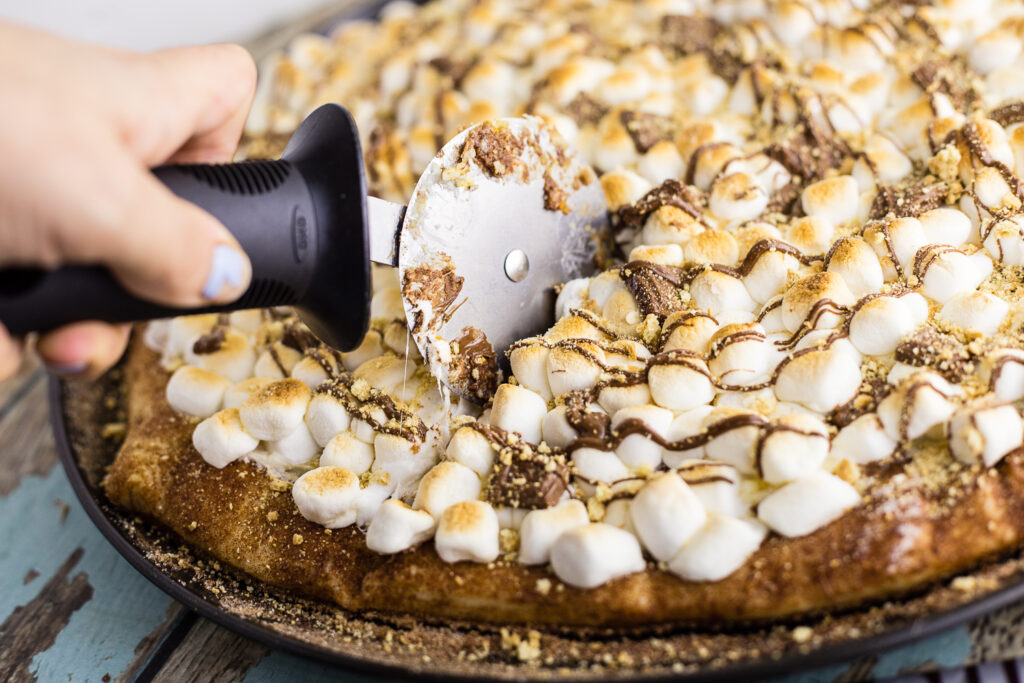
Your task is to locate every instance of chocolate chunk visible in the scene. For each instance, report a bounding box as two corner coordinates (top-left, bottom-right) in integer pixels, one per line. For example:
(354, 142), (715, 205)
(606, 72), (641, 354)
(487, 453), (571, 509)
(460, 121), (527, 179)
(543, 170), (570, 213)
(660, 15), (717, 55)
(565, 92), (609, 127)
(281, 323), (320, 352)
(448, 326), (500, 403)
(428, 56), (472, 85)
(869, 181), (947, 220)
(620, 260), (686, 319)
(619, 111), (675, 153)
(990, 101), (1024, 128)
(401, 257), (465, 333)
(894, 327), (972, 382)
(829, 376), (889, 428)
(616, 179), (706, 229)
(910, 58), (975, 111)
(192, 328), (226, 355)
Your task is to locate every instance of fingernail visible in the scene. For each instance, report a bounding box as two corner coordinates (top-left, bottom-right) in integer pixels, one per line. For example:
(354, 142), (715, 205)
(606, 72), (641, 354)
(203, 245), (248, 301)
(46, 361), (88, 377)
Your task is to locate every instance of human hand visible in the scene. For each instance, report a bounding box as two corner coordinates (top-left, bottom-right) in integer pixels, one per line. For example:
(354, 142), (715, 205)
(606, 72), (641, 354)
(0, 21), (257, 381)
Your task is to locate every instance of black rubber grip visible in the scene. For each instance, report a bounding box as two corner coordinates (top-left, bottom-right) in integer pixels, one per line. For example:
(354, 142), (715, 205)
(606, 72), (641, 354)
(0, 103), (372, 351)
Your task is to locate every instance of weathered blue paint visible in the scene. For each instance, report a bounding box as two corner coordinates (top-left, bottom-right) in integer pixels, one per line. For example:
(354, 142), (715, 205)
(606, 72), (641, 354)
(244, 649), (397, 682)
(872, 626), (973, 678)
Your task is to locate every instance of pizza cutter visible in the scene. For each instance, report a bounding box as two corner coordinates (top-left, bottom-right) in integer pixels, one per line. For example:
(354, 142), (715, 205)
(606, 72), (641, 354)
(0, 104), (608, 402)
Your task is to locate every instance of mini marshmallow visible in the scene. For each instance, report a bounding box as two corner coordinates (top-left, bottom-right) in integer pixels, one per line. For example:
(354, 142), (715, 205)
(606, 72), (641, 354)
(166, 366), (232, 418)
(596, 382), (652, 415)
(223, 377), (273, 410)
(709, 172), (769, 223)
(691, 143), (742, 191)
(373, 433), (436, 496)
(684, 229), (739, 266)
(341, 330), (385, 371)
(786, 216), (835, 255)
(741, 248), (801, 303)
(351, 417), (377, 444)
(948, 402), (1024, 468)
(488, 384), (548, 444)
(919, 208), (972, 247)
(599, 170), (653, 211)
(690, 270), (757, 315)
(192, 408), (259, 468)
(877, 371), (960, 441)
(572, 447), (630, 484)
(549, 523), (647, 589)
(980, 349), (1024, 401)
(546, 343), (604, 397)
(973, 166), (1022, 213)
(637, 140), (685, 185)
(445, 425), (495, 477)
(830, 414), (897, 465)
(668, 514), (767, 582)
(321, 431), (375, 474)
(676, 460), (746, 516)
(708, 322), (771, 387)
(228, 309), (263, 334)
(661, 312), (719, 353)
(648, 358), (716, 411)
(628, 244), (684, 266)
(703, 408), (763, 474)
(938, 291), (1008, 336)
(144, 320), (169, 353)
(864, 217), (927, 277)
(757, 471), (861, 538)
(541, 406), (579, 450)
(509, 342), (553, 400)
(801, 175), (859, 226)
(253, 343), (303, 379)
(611, 404), (674, 469)
(759, 414), (830, 484)
(354, 355), (415, 394)
(269, 421), (319, 466)
(186, 330), (256, 382)
(918, 249), (993, 303)
(365, 499), (436, 554)
(238, 378), (311, 441)
(304, 392), (352, 447)
(774, 340), (863, 413)
(434, 500), (499, 563)
(969, 30), (1021, 76)
(291, 356), (335, 388)
(413, 461), (482, 519)
(518, 499), (589, 565)
(781, 272), (855, 332)
(862, 134), (913, 183)
(495, 506), (529, 530)
(630, 472), (706, 561)
(983, 215), (1024, 266)
(826, 237), (884, 298)
(164, 314), (219, 359)
(641, 205), (705, 246)
(848, 293), (929, 356)
(554, 278), (590, 320)
(292, 466), (361, 528)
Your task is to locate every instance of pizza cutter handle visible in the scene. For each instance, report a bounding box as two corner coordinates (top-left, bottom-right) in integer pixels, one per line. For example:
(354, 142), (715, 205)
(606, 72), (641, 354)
(0, 104), (372, 352)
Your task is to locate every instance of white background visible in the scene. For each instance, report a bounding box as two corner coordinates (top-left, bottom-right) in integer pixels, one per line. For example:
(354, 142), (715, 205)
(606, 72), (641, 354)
(0, 0), (336, 50)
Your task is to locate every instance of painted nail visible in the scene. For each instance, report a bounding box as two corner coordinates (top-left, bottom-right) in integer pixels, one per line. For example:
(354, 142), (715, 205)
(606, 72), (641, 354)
(202, 245), (248, 301)
(46, 361), (88, 377)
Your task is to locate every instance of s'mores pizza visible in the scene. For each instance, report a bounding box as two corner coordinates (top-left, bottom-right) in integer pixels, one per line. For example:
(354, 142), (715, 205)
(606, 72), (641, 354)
(105, 0), (1024, 627)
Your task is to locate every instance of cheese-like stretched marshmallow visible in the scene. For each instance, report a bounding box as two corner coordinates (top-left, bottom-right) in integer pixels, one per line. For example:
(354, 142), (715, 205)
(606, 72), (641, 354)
(648, 358), (715, 411)
(947, 402), (1024, 468)
(938, 291), (1008, 336)
(238, 378), (311, 440)
(192, 408), (259, 468)
(703, 408), (762, 474)
(292, 466), (361, 528)
(826, 237), (883, 298)
(541, 406), (578, 450)
(253, 343), (303, 379)
(979, 349), (1024, 401)
(372, 433), (436, 497)
(918, 249), (993, 303)
(773, 340), (862, 413)
(919, 208), (972, 247)
(630, 472), (707, 560)
(489, 384), (548, 444)
(848, 293), (929, 356)
(167, 366), (232, 418)
(518, 499), (589, 565)
(304, 392), (352, 447)
(572, 447), (630, 484)
(801, 175), (858, 226)
(830, 414), (897, 465)
(690, 270), (757, 316)
(757, 471), (861, 537)
(321, 431), (374, 474)
(365, 499), (436, 554)
(877, 371), (960, 440)
(509, 343), (553, 400)
(413, 461), (482, 519)
(434, 500), (499, 563)
(781, 272), (855, 333)
(445, 425), (495, 476)
(549, 523), (646, 588)
(186, 330), (256, 382)
(668, 514), (767, 582)
(759, 414), (830, 484)
(611, 404), (673, 469)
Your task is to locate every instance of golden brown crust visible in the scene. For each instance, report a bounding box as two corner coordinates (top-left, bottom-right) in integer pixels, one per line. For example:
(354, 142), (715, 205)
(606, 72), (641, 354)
(102, 335), (1024, 627)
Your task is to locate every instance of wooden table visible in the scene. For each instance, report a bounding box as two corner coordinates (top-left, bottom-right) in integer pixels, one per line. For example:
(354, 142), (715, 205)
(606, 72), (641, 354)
(0, 357), (1020, 683)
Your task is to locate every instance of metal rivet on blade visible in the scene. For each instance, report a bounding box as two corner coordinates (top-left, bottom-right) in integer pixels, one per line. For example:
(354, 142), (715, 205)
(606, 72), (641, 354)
(504, 249), (530, 282)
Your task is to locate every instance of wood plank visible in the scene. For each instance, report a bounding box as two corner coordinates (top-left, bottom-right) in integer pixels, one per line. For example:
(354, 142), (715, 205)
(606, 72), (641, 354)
(0, 352), (42, 420)
(148, 617), (269, 682)
(0, 376), (56, 495)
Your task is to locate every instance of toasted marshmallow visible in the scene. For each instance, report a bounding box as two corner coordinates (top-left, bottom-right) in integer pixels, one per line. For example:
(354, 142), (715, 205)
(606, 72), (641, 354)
(572, 447), (630, 484)
(919, 208), (972, 247)
(759, 414), (830, 484)
(628, 243), (684, 266)
(509, 342), (553, 400)
(637, 141), (686, 185)
(781, 272), (855, 333)
(354, 355), (415, 394)
(661, 312), (718, 353)
(648, 358), (715, 411)
(973, 166), (1022, 213)
(984, 215), (1024, 266)
(192, 408), (259, 468)
(144, 320), (169, 353)
(676, 460), (746, 516)
(709, 172), (769, 223)
(830, 413), (897, 465)
(223, 377), (273, 410)
(341, 330), (385, 371)
(518, 499), (589, 565)
(708, 322), (771, 387)
(862, 134), (913, 183)
(641, 205), (705, 246)
(365, 499), (436, 554)
(801, 176), (859, 226)
(599, 170), (653, 210)
(413, 461), (482, 519)
(948, 402), (1024, 468)
(304, 392), (352, 447)
(848, 293), (929, 356)
(826, 237), (884, 298)
(691, 143), (742, 191)
(549, 523), (646, 588)
(166, 366), (232, 418)
(969, 30), (1022, 75)
(554, 278), (590, 320)
(488, 384), (548, 444)
(290, 356), (335, 389)
(741, 247), (801, 304)
(445, 425), (495, 476)
(690, 270), (757, 315)
(786, 216), (835, 255)
(703, 408), (763, 474)
(541, 406), (578, 450)
(185, 330), (256, 383)
(227, 309), (262, 334)
(253, 343), (303, 379)
(164, 314), (218, 359)
(684, 229), (739, 266)
(980, 349), (1024, 401)
(757, 471), (861, 537)
(237, 378), (311, 441)
(372, 433), (436, 496)
(668, 514), (767, 582)
(321, 431), (374, 474)
(434, 500), (499, 563)
(918, 249), (993, 303)
(938, 291), (1008, 336)
(546, 343), (605, 397)
(877, 371), (960, 441)
(629, 472), (707, 561)
(292, 466), (361, 528)
(611, 404), (673, 469)
(774, 340), (862, 413)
